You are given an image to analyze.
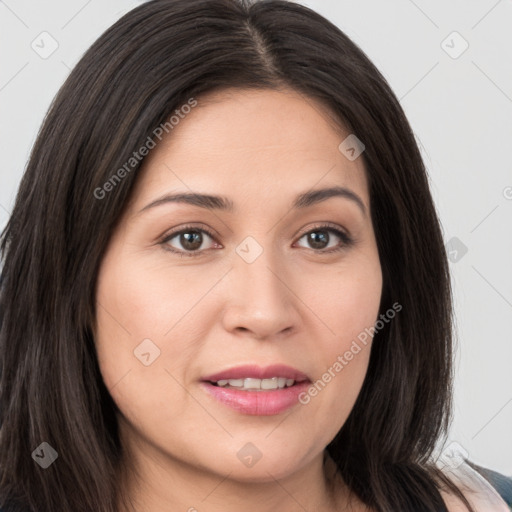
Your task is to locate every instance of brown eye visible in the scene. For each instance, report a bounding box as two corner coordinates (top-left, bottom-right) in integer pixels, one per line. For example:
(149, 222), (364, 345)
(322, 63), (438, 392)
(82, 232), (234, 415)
(175, 231), (204, 251)
(160, 223), (353, 258)
(305, 230), (330, 250)
(295, 225), (353, 253)
(161, 226), (218, 257)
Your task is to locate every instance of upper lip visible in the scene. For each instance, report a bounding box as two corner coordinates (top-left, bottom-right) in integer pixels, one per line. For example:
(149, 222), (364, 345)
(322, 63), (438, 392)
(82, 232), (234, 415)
(202, 364), (310, 383)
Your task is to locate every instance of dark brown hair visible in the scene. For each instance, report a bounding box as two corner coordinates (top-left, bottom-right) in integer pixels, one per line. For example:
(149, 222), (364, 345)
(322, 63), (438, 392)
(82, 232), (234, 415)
(0, 0), (473, 510)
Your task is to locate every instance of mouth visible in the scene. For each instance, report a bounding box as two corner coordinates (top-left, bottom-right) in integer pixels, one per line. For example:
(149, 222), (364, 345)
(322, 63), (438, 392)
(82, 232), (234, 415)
(200, 364), (312, 415)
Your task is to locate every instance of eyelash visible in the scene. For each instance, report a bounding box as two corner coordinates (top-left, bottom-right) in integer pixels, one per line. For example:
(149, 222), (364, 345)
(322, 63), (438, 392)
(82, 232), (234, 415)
(159, 223), (354, 258)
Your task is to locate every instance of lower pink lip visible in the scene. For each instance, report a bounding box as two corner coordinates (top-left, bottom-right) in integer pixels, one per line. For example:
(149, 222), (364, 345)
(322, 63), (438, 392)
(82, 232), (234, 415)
(200, 381), (311, 416)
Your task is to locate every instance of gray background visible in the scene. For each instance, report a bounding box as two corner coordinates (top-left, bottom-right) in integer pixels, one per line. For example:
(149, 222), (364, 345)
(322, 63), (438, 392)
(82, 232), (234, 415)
(1, 0), (511, 475)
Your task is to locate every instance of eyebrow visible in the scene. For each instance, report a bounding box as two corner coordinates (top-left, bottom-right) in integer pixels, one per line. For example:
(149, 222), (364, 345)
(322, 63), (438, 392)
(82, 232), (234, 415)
(138, 186), (367, 217)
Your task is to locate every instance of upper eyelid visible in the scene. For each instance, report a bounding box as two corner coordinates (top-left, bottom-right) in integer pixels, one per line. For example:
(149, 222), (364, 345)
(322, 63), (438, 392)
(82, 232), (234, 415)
(161, 224), (217, 242)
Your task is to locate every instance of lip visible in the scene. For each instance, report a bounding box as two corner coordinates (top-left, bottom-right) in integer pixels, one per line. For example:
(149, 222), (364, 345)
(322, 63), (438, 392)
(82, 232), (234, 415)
(201, 364), (310, 383)
(200, 380), (311, 416)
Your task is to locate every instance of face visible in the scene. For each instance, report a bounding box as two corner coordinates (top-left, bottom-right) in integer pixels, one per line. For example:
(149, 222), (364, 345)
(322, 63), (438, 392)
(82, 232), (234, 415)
(94, 88), (382, 485)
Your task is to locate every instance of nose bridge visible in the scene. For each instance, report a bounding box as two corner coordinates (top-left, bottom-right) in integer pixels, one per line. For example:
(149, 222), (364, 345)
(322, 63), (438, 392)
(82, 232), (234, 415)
(221, 234), (299, 336)
(234, 234), (287, 303)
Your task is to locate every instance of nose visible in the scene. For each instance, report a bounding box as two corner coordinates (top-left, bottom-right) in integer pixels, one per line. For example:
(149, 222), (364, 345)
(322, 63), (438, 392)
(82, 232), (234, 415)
(220, 242), (302, 340)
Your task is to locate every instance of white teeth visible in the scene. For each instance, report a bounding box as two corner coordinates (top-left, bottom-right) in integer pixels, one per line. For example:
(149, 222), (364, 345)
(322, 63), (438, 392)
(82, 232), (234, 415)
(214, 377), (296, 391)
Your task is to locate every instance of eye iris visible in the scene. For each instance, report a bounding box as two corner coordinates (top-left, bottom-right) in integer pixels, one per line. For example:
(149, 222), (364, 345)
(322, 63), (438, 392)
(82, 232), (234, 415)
(308, 230), (329, 249)
(181, 231), (202, 251)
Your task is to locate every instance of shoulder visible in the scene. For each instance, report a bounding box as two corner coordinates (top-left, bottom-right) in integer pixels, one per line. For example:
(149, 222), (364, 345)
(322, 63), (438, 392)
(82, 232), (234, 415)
(439, 460), (511, 511)
(469, 462), (512, 507)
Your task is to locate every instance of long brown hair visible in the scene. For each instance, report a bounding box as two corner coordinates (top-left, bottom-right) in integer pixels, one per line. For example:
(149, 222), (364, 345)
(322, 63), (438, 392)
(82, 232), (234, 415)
(0, 0), (473, 510)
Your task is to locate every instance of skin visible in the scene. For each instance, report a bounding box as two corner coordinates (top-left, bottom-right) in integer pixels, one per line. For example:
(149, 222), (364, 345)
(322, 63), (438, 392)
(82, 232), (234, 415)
(94, 87), (384, 512)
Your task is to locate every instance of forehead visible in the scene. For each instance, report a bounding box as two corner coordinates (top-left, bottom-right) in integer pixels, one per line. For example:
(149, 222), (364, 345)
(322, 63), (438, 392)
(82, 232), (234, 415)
(131, 88), (369, 212)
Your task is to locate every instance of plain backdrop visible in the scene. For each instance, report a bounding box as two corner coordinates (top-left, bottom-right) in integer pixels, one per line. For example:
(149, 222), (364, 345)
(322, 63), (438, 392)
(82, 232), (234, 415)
(0, 0), (511, 475)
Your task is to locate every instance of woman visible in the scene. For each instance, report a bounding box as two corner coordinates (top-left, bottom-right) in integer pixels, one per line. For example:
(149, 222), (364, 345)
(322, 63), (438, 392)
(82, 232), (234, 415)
(0, 0), (510, 511)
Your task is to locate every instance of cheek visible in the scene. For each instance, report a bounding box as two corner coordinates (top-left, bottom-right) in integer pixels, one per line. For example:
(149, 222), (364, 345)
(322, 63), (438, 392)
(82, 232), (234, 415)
(309, 252), (382, 353)
(94, 245), (216, 352)
(93, 260), (190, 439)
(297, 254), (382, 432)
(93, 246), (220, 419)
